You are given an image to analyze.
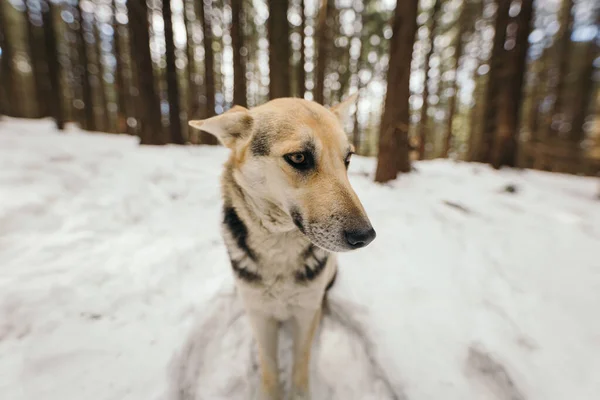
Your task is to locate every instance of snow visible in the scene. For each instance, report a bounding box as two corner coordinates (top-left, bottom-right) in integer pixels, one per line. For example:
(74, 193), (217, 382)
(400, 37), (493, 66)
(1, 118), (599, 400)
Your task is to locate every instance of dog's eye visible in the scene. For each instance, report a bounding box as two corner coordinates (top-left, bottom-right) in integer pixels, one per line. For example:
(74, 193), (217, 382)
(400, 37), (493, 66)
(284, 152), (314, 170)
(344, 153), (352, 168)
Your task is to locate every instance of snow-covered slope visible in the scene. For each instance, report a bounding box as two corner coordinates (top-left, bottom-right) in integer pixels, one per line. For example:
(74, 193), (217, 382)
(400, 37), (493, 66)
(1, 118), (599, 400)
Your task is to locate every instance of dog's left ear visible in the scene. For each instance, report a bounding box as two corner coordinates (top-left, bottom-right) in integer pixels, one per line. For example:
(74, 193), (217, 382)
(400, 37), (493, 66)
(188, 106), (253, 149)
(330, 92), (358, 123)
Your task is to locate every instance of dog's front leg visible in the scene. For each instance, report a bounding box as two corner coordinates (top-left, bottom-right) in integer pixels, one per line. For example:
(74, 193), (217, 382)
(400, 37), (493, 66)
(290, 307), (321, 400)
(248, 310), (281, 400)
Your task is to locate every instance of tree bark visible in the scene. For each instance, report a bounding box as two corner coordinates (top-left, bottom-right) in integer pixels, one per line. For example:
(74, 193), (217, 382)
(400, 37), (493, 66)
(417, 0), (441, 160)
(113, 0), (131, 134)
(76, 1), (96, 131)
(164, 0), (184, 144)
(570, 9), (599, 144)
(297, 0), (306, 98)
(314, 0), (333, 105)
(547, 0), (574, 139)
(127, 0), (165, 144)
(442, 3), (468, 158)
(473, 0), (510, 163)
(267, 0), (291, 99)
(374, 0), (419, 182)
(41, 0), (64, 129)
(231, 0), (247, 106)
(0, 1), (16, 116)
(198, 0), (218, 144)
(24, 0), (50, 117)
(491, 0), (533, 168)
(93, 17), (108, 132)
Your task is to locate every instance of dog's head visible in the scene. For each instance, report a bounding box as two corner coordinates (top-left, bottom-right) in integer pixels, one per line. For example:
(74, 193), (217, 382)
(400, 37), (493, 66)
(189, 97), (375, 252)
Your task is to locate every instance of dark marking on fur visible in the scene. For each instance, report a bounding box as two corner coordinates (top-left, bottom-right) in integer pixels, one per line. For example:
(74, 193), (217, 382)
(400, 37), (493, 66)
(295, 245), (328, 283)
(230, 259), (261, 282)
(223, 206), (257, 261)
(325, 270), (337, 291)
(290, 207), (305, 234)
(250, 132), (270, 156)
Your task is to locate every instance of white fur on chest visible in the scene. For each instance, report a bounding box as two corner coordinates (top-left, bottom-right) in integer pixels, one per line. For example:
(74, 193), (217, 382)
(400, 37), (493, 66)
(223, 224), (336, 321)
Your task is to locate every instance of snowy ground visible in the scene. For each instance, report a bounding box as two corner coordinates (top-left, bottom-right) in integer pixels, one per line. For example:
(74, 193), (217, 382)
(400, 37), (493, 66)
(0, 118), (599, 400)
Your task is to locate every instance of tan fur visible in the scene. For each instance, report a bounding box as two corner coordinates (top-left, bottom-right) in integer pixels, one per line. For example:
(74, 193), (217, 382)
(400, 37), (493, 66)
(189, 97), (374, 400)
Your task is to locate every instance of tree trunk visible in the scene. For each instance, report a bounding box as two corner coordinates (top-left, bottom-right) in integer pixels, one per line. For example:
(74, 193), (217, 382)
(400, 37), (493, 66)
(473, 0), (510, 163)
(198, 0), (218, 144)
(0, 1), (16, 116)
(231, 0), (247, 106)
(24, 1), (50, 117)
(76, 2), (96, 131)
(127, 0), (165, 144)
(113, 0), (131, 134)
(297, 0), (306, 98)
(547, 0), (574, 139)
(570, 10), (599, 144)
(442, 3), (468, 158)
(41, 0), (64, 129)
(374, 0), (419, 182)
(417, 0), (441, 160)
(163, 0), (184, 144)
(491, 0), (533, 168)
(314, 0), (333, 105)
(93, 17), (108, 132)
(267, 0), (291, 99)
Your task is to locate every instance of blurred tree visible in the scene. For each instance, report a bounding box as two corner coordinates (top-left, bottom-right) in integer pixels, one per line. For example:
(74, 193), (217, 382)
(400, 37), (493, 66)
(231, 0), (247, 107)
(0, 1), (15, 116)
(375, 0), (419, 182)
(417, 0), (442, 160)
(473, 0), (510, 163)
(41, 0), (64, 129)
(127, 0), (164, 144)
(76, 1), (96, 131)
(113, 0), (134, 134)
(548, 0), (574, 140)
(183, 0), (200, 120)
(93, 11), (108, 132)
(492, 0), (534, 168)
(442, 0), (469, 158)
(24, 0), (50, 117)
(164, 0), (184, 144)
(267, 0), (291, 99)
(314, 0), (333, 105)
(297, 0), (306, 99)
(198, 0), (218, 144)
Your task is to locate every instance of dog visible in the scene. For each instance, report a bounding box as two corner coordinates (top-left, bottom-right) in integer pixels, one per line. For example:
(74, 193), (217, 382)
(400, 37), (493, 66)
(189, 97), (376, 400)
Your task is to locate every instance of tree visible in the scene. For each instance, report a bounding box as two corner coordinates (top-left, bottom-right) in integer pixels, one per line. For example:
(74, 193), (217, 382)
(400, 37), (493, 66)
(417, 0), (441, 160)
(547, 0), (574, 139)
(442, 1), (469, 158)
(0, 0), (16, 116)
(24, 0), (50, 117)
(297, 0), (306, 98)
(267, 0), (291, 99)
(374, 0), (419, 182)
(113, 0), (133, 134)
(231, 0), (247, 106)
(93, 14), (108, 132)
(41, 0), (64, 129)
(127, 0), (165, 144)
(76, 1), (96, 131)
(314, 0), (333, 105)
(491, 0), (534, 168)
(472, 0), (510, 163)
(570, 10), (599, 144)
(198, 0), (218, 144)
(164, 0), (184, 144)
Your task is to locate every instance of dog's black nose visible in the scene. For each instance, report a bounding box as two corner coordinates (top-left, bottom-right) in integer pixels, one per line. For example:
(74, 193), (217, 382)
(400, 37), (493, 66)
(344, 228), (376, 249)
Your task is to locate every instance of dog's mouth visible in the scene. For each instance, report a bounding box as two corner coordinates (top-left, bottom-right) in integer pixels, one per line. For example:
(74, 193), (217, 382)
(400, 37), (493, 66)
(289, 207), (376, 252)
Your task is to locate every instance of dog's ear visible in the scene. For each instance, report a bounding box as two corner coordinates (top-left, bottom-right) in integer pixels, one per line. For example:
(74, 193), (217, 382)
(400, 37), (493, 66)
(188, 106), (253, 148)
(330, 92), (358, 123)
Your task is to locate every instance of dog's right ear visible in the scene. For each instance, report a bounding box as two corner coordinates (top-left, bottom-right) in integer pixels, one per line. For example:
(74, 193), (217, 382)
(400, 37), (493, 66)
(188, 106), (253, 149)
